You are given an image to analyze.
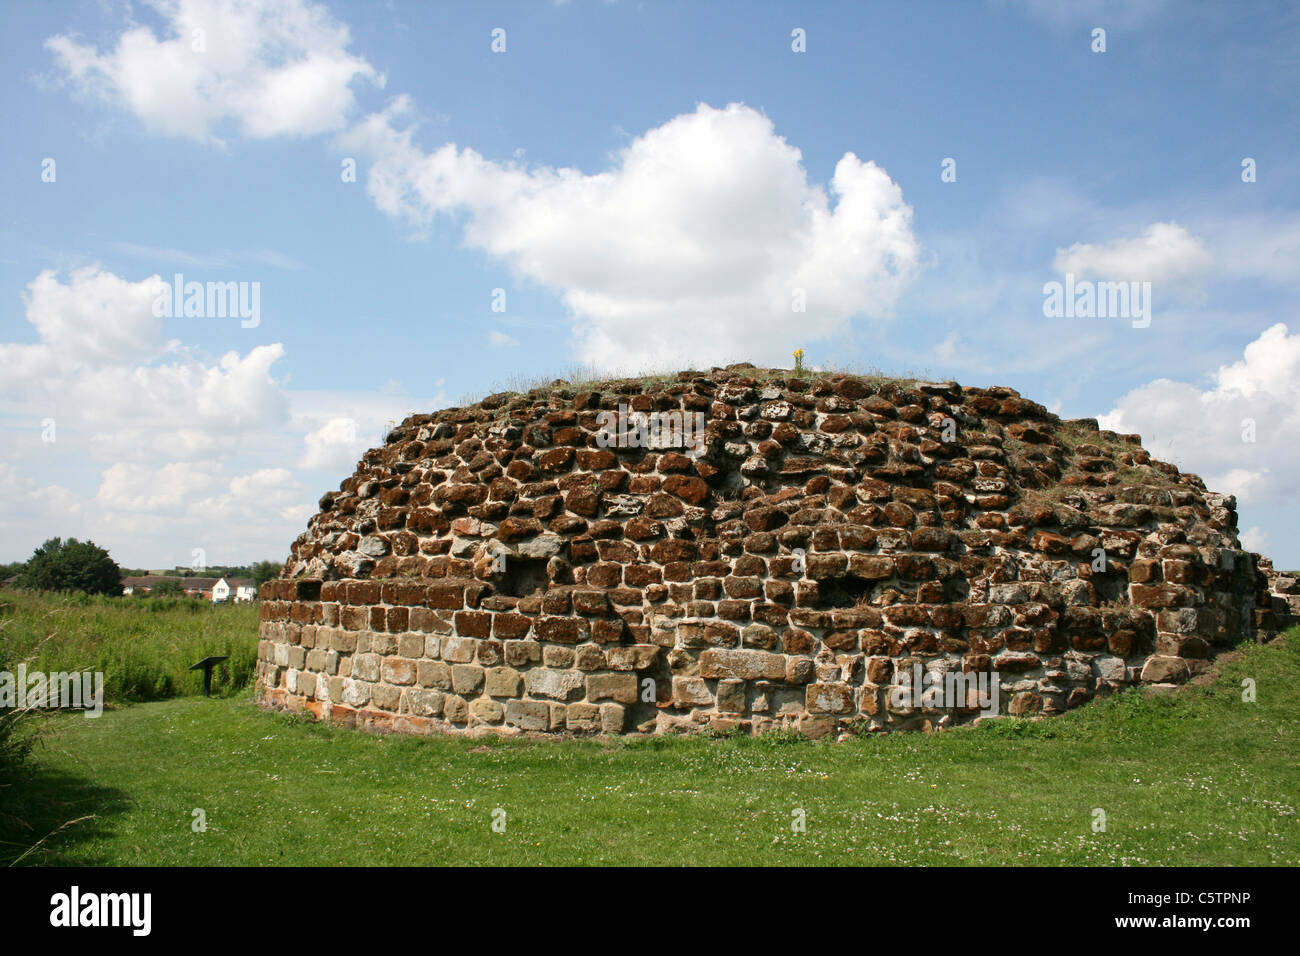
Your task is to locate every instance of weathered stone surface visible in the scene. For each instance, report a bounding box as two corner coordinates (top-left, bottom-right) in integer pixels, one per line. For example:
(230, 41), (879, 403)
(585, 673), (638, 705)
(566, 702), (601, 732)
(699, 649), (786, 680)
(1140, 655), (1190, 684)
(517, 534), (565, 559)
(605, 644), (659, 671)
(1008, 691), (1041, 716)
(416, 660), (451, 690)
(381, 658), (416, 686)
(806, 682), (855, 714)
(716, 678), (746, 713)
(504, 699), (549, 730)
(523, 667), (585, 701)
(1094, 656), (1127, 683)
(469, 697), (504, 724)
(484, 667), (522, 698)
(599, 703), (626, 733)
(258, 365), (1268, 740)
(672, 676), (714, 708)
(451, 664), (484, 695)
(406, 687), (444, 717)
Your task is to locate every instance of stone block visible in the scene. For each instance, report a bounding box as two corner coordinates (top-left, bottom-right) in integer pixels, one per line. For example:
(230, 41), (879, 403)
(524, 668), (585, 701)
(716, 678), (746, 714)
(699, 649), (786, 680)
(585, 672), (638, 705)
(805, 682), (854, 714)
(484, 667), (522, 698)
(599, 703), (626, 733)
(505, 699), (549, 731)
(672, 676), (714, 708)
(451, 664), (485, 695)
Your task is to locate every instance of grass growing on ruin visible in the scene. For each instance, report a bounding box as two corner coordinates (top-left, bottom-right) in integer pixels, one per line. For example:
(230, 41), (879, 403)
(8, 630), (1297, 867)
(0, 589), (258, 703)
(453, 360), (935, 409)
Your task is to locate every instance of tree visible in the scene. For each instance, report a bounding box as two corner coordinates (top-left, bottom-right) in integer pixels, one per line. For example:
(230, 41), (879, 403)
(19, 538), (123, 597)
(150, 579), (182, 597)
(252, 560), (283, 589)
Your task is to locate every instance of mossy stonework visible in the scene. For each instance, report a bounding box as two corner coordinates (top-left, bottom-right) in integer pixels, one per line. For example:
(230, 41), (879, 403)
(256, 365), (1292, 738)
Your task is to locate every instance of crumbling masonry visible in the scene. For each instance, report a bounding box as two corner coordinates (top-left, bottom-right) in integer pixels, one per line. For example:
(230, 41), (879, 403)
(257, 366), (1290, 738)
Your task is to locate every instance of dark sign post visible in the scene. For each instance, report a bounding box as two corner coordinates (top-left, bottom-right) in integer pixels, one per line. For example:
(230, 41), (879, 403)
(190, 656), (229, 697)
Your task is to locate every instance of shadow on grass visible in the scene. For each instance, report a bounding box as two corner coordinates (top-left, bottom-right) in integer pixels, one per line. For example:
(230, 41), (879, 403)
(0, 762), (132, 866)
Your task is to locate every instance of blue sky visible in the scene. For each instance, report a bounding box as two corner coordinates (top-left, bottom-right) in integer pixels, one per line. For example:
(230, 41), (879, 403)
(1, 0), (1297, 569)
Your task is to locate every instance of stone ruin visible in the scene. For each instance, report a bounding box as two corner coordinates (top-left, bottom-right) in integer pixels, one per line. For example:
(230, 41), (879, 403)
(256, 365), (1292, 738)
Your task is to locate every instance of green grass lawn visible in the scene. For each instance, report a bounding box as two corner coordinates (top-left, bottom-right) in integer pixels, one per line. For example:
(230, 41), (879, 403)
(5, 630), (1297, 866)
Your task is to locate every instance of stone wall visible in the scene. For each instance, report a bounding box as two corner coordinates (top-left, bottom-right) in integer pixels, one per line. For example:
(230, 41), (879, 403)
(256, 366), (1272, 738)
(1257, 557), (1300, 637)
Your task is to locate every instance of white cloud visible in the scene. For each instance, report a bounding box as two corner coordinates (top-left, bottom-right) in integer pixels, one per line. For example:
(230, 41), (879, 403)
(29, 484), (83, 518)
(0, 464), (82, 526)
(0, 267), (293, 463)
(0, 464), (92, 562)
(0, 266), (309, 566)
(83, 345), (291, 457)
(4, 461), (312, 568)
(343, 100), (920, 371)
(83, 463), (308, 566)
(96, 461), (222, 513)
(13, 267), (165, 369)
(47, 7), (920, 373)
(1215, 323), (1300, 398)
(301, 416), (365, 471)
(1097, 322), (1300, 507)
(290, 385), (449, 459)
(488, 330), (519, 347)
(187, 467), (306, 525)
(1053, 222), (1213, 284)
(46, 0), (381, 143)
(1239, 526), (1270, 553)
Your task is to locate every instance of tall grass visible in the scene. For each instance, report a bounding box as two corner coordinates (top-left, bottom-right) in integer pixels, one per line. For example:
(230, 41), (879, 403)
(452, 359), (936, 408)
(0, 589), (259, 704)
(0, 636), (47, 862)
(0, 643), (37, 781)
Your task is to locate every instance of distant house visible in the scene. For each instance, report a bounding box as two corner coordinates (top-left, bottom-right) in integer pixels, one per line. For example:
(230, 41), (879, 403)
(123, 575), (215, 598)
(183, 578), (219, 600)
(122, 575), (257, 602)
(213, 577), (257, 603)
(123, 575), (171, 595)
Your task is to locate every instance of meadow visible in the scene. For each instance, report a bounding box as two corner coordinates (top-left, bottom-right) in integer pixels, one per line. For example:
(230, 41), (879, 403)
(0, 589), (1295, 866)
(0, 589), (258, 702)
